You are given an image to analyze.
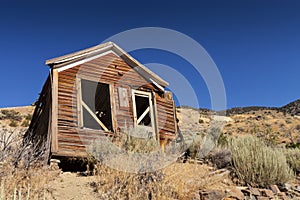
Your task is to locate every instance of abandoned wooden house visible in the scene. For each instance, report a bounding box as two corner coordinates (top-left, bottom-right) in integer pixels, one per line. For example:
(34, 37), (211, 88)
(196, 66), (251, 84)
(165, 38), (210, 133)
(25, 41), (178, 158)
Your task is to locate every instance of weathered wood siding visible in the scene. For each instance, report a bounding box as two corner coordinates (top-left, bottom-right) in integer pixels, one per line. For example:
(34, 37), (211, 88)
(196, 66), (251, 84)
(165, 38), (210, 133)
(156, 94), (177, 140)
(25, 76), (52, 155)
(55, 53), (154, 156)
(28, 52), (177, 158)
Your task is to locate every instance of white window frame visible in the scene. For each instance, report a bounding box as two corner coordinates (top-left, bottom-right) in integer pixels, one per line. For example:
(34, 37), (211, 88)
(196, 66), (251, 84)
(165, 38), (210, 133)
(77, 77), (114, 132)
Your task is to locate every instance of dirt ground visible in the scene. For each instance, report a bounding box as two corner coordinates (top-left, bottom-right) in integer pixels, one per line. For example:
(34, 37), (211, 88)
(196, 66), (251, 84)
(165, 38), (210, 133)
(47, 172), (100, 200)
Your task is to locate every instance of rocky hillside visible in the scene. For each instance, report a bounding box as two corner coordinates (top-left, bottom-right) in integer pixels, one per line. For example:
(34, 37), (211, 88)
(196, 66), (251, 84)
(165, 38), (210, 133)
(177, 98), (300, 146)
(280, 99), (300, 116)
(0, 106), (34, 128)
(223, 99), (300, 116)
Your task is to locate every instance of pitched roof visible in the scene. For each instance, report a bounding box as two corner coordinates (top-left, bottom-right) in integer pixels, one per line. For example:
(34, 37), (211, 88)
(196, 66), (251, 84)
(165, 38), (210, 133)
(46, 42), (169, 88)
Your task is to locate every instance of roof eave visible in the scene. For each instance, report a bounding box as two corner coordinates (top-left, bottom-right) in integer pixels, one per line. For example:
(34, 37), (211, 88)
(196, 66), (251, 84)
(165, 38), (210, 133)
(45, 42), (114, 66)
(45, 42), (169, 88)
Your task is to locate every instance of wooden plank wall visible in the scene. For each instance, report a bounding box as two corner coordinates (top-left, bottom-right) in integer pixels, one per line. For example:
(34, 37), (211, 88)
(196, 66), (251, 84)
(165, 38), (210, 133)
(55, 53), (152, 156)
(24, 76), (52, 153)
(156, 94), (177, 140)
(27, 53), (178, 158)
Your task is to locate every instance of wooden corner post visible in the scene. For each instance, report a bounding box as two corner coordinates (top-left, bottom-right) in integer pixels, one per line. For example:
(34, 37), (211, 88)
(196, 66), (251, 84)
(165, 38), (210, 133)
(51, 69), (58, 153)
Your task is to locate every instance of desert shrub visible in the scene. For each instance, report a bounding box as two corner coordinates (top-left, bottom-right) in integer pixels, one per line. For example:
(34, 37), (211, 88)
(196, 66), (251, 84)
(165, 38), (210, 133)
(286, 118), (293, 124)
(217, 133), (228, 147)
(116, 126), (161, 153)
(121, 136), (159, 154)
(187, 135), (204, 159)
(0, 110), (22, 121)
(286, 142), (300, 149)
(237, 127), (245, 132)
(186, 127), (223, 160)
(209, 148), (231, 169)
(283, 148), (300, 174)
(9, 120), (18, 127)
(225, 123), (232, 127)
(197, 126), (222, 159)
(229, 136), (292, 187)
(24, 114), (32, 121)
(264, 128), (279, 146)
(21, 119), (30, 127)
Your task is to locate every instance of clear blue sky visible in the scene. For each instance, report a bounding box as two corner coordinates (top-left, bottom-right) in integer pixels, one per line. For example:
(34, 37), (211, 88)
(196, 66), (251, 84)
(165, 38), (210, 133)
(0, 0), (299, 109)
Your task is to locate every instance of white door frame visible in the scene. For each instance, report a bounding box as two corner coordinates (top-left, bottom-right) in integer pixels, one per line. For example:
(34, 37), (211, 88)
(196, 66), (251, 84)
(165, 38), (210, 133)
(131, 89), (156, 137)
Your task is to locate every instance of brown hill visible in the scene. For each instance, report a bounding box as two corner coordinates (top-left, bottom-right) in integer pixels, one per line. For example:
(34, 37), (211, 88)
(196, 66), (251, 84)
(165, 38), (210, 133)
(223, 99), (300, 116)
(279, 99), (300, 116)
(177, 99), (300, 146)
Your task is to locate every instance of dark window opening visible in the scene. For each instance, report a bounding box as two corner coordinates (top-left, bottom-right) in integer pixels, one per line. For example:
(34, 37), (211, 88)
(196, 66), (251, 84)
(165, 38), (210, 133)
(81, 79), (113, 131)
(135, 95), (151, 126)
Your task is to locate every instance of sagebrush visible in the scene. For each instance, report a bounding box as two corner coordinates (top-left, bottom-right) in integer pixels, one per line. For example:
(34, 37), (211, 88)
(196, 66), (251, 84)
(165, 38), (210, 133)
(229, 136), (292, 187)
(283, 148), (300, 174)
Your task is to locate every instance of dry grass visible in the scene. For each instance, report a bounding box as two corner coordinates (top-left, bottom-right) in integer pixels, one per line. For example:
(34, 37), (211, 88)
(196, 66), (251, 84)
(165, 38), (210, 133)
(92, 162), (230, 200)
(0, 127), (60, 199)
(87, 127), (231, 199)
(88, 127), (184, 173)
(0, 163), (60, 199)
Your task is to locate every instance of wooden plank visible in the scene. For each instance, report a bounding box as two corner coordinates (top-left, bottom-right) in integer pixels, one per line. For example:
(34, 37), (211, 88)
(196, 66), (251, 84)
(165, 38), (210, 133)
(132, 89), (137, 125)
(172, 100), (178, 134)
(156, 93), (177, 135)
(51, 69), (59, 153)
(58, 144), (86, 151)
(137, 107), (150, 124)
(57, 93), (77, 99)
(52, 150), (87, 158)
(57, 91), (77, 98)
(76, 77), (83, 128)
(81, 100), (109, 131)
(118, 87), (129, 108)
(58, 75), (76, 83)
(153, 91), (160, 141)
(58, 81), (76, 88)
(57, 122), (77, 127)
(58, 87), (76, 94)
(78, 71), (148, 86)
(110, 84), (117, 133)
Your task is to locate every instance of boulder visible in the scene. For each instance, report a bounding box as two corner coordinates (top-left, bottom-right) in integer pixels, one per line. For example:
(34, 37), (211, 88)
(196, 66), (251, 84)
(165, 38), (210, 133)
(199, 190), (224, 200)
(249, 187), (261, 196)
(260, 189), (274, 198)
(227, 188), (245, 200)
(269, 185), (280, 194)
(256, 196), (269, 200)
